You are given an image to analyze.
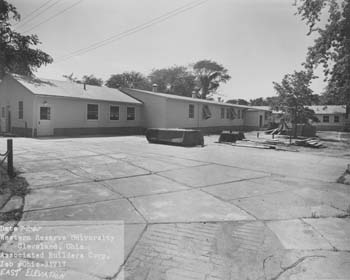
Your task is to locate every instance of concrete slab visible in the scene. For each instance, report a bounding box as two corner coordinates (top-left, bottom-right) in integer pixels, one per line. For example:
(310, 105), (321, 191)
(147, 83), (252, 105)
(131, 190), (254, 222)
(123, 156), (183, 172)
(202, 179), (289, 200)
(15, 159), (65, 173)
(232, 191), (345, 220)
(124, 223), (146, 257)
(70, 162), (149, 181)
(267, 219), (333, 250)
(23, 199), (145, 223)
(304, 218), (350, 250)
(123, 221), (284, 280)
(104, 174), (189, 198)
(0, 196), (23, 213)
(24, 182), (122, 211)
(295, 187), (350, 212)
(23, 169), (86, 189)
(159, 164), (266, 188)
(61, 155), (119, 167)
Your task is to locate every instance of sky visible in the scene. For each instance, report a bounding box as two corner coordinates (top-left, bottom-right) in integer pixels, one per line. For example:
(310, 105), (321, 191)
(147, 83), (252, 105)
(10, 0), (325, 101)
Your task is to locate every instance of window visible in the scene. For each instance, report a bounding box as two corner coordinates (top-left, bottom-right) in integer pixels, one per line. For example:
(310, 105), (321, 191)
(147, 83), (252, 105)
(189, 104), (194, 119)
(220, 108), (225, 119)
(323, 115), (329, 123)
(226, 108), (230, 119)
(110, 105), (119, 120)
(40, 107), (51, 120)
(18, 101), (23, 119)
(1, 107), (5, 118)
(127, 107), (135, 120)
(87, 104), (99, 120)
(334, 115), (339, 123)
(202, 105), (211, 120)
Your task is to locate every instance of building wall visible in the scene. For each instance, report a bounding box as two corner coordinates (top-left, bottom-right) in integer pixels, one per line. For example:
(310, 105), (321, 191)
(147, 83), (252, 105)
(34, 95), (143, 136)
(244, 110), (269, 130)
(0, 75), (35, 136)
(312, 114), (346, 130)
(165, 99), (245, 129)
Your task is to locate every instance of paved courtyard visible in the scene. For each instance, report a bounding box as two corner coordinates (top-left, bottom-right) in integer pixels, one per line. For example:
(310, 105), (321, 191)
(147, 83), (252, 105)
(0, 135), (350, 280)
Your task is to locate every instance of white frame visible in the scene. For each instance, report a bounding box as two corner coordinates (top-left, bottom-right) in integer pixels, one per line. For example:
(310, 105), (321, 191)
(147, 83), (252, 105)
(188, 104), (195, 119)
(127, 106), (136, 121)
(18, 101), (23, 120)
(87, 103), (99, 121)
(109, 105), (120, 121)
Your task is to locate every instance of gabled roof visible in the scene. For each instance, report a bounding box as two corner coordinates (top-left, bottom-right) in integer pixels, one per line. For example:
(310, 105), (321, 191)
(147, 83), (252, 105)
(306, 105), (346, 114)
(123, 88), (252, 109)
(10, 74), (142, 104)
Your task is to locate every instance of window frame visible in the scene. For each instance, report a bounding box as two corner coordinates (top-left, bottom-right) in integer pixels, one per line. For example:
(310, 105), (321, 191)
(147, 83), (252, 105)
(18, 101), (23, 120)
(334, 115), (339, 123)
(39, 106), (51, 120)
(220, 107), (225, 119)
(188, 104), (195, 119)
(127, 106), (136, 121)
(109, 105), (120, 121)
(323, 115), (329, 123)
(87, 103), (99, 121)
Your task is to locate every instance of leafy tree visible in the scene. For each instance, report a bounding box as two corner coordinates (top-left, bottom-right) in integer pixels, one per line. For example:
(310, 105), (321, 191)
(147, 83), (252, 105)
(0, 0), (52, 78)
(105, 72), (151, 90)
(295, 0), (350, 106)
(226, 99), (249, 105)
(249, 97), (269, 106)
(82, 74), (103, 86)
(273, 70), (319, 124)
(192, 60), (231, 99)
(149, 66), (196, 97)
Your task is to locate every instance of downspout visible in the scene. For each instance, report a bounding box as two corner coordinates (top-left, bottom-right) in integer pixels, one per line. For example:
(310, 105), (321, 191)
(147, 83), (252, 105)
(31, 95), (37, 137)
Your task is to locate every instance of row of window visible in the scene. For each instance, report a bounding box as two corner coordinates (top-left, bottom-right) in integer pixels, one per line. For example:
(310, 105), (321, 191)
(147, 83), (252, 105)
(188, 104), (242, 120)
(322, 115), (339, 123)
(16, 101), (136, 121)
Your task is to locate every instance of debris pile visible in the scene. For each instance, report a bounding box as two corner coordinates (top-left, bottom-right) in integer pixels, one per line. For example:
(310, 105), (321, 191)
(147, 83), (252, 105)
(294, 138), (325, 148)
(218, 131), (245, 143)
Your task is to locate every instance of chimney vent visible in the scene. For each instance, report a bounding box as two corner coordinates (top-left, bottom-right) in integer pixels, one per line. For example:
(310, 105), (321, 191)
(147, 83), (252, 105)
(152, 83), (158, 92)
(191, 91), (197, 98)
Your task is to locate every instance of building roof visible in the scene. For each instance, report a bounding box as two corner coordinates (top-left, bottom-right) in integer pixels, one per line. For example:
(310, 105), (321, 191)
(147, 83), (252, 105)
(248, 106), (273, 112)
(123, 88), (252, 109)
(306, 105), (346, 114)
(10, 74), (142, 104)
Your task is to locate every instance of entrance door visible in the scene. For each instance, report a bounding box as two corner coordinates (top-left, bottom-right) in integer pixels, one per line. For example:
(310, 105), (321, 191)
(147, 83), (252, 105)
(259, 115), (263, 128)
(37, 106), (53, 136)
(0, 106), (6, 133)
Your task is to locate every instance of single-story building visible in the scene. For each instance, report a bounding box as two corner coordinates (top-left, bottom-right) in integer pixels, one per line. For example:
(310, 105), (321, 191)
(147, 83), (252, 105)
(122, 88), (258, 133)
(0, 74), (144, 136)
(307, 105), (350, 131)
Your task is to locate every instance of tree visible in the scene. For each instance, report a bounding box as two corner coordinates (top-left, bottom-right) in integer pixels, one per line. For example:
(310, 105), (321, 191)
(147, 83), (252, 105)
(105, 72), (151, 90)
(149, 66), (196, 97)
(192, 60), (231, 99)
(0, 0), (52, 78)
(295, 0), (350, 106)
(226, 99), (249, 105)
(273, 70), (319, 124)
(82, 74), (103, 86)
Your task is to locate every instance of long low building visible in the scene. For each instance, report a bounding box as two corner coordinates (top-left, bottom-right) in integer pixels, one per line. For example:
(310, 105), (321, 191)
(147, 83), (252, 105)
(0, 74), (143, 136)
(0, 74), (270, 137)
(122, 88), (269, 133)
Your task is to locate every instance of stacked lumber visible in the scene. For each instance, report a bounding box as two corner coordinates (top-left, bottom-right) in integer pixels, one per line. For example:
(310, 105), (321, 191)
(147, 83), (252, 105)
(294, 138), (325, 148)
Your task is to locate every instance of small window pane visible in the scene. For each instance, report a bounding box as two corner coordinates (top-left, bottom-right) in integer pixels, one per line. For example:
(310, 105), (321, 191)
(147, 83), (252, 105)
(334, 115), (339, 123)
(189, 104), (194, 119)
(323, 115), (329, 123)
(226, 108), (230, 119)
(220, 108), (225, 119)
(18, 101), (23, 119)
(127, 107), (135, 120)
(110, 106), (119, 120)
(40, 107), (50, 120)
(87, 104), (98, 120)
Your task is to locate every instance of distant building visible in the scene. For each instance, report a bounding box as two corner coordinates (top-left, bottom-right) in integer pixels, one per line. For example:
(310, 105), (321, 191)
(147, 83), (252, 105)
(306, 105), (350, 131)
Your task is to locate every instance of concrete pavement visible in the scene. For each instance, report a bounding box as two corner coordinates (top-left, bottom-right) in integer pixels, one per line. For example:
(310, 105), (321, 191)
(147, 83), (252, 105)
(0, 135), (349, 280)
